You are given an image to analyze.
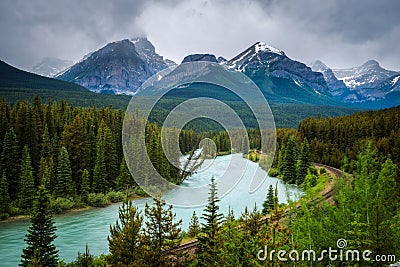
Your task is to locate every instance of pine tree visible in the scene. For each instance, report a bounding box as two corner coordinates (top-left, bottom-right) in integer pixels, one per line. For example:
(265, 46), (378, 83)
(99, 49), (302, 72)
(198, 177), (224, 265)
(62, 115), (86, 188)
(262, 184), (275, 215)
(116, 158), (134, 191)
(19, 146), (35, 212)
(270, 182), (283, 247)
(80, 169), (90, 203)
(0, 127), (20, 200)
(201, 177), (224, 233)
(40, 125), (52, 160)
(55, 147), (73, 198)
(108, 198), (143, 266)
(241, 204), (263, 236)
(103, 123), (119, 189)
(297, 138), (311, 184)
(282, 136), (298, 183)
(85, 123), (97, 180)
(92, 124), (108, 193)
(143, 197), (182, 266)
(0, 172), (10, 216)
(370, 158), (399, 256)
(188, 211), (201, 238)
(0, 99), (10, 148)
(38, 125), (55, 193)
(30, 100), (41, 175)
(20, 184), (58, 267)
(40, 165), (51, 192)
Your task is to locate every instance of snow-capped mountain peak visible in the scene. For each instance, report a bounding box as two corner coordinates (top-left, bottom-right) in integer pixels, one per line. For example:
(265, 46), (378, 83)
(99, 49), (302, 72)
(333, 60), (399, 89)
(224, 43), (331, 102)
(254, 42), (284, 55)
(226, 41), (286, 71)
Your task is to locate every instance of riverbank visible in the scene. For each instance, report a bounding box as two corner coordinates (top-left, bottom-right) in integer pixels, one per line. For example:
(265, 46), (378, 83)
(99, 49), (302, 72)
(243, 149), (339, 203)
(0, 203), (103, 223)
(0, 191), (147, 223)
(1, 152), (234, 224)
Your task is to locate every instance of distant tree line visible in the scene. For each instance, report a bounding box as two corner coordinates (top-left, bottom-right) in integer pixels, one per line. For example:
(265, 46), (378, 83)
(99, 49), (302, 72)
(298, 106), (400, 170)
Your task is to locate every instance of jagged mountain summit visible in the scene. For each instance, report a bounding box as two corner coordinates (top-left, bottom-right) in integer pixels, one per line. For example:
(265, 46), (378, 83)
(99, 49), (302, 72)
(223, 42), (334, 105)
(131, 37), (176, 73)
(311, 60), (347, 97)
(56, 37), (175, 94)
(332, 60), (398, 89)
(145, 44), (335, 106)
(53, 37), (399, 108)
(314, 60), (400, 106)
(31, 57), (73, 77)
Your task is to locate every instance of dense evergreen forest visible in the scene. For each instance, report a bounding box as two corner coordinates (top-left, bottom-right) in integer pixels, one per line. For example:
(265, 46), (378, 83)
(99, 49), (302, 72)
(298, 106), (400, 169)
(0, 96), (269, 218)
(1, 96), (399, 266)
(0, 96), (214, 218)
(1, 96), (399, 218)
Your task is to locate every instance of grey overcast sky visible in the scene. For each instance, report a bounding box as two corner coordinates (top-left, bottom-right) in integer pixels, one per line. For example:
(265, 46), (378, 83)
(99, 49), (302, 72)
(1, 0), (399, 71)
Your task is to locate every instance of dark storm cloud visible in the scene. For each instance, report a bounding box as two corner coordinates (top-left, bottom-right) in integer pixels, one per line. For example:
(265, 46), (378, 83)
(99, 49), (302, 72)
(266, 0), (400, 42)
(1, 0), (399, 71)
(0, 0), (148, 69)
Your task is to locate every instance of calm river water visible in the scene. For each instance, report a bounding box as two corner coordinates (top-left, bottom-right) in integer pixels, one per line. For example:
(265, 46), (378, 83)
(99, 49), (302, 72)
(0, 154), (302, 266)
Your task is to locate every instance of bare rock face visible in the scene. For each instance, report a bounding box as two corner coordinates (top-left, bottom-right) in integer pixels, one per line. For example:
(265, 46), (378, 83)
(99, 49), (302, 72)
(56, 38), (174, 95)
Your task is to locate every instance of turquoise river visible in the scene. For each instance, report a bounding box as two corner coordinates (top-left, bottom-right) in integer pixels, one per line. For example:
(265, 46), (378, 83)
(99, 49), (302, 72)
(0, 154), (302, 266)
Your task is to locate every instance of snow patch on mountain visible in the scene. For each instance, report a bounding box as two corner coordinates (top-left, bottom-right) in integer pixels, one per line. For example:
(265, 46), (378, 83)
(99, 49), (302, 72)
(228, 50), (252, 68)
(254, 42), (284, 55)
(391, 75), (400, 86)
(332, 60), (398, 89)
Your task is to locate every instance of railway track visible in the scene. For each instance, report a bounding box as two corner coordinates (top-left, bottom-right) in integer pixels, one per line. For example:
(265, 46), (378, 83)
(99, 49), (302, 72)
(165, 239), (198, 253)
(166, 163), (343, 254)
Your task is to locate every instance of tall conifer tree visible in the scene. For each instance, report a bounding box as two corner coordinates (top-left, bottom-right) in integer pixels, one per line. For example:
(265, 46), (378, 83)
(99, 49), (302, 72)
(20, 184), (58, 267)
(282, 136), (298, 183)
(0, 127), (20, 200)
(188, 211), (201, 238)
(297, 138), (311, 184)
(108, 198), (143, 266)
(262, 184), (275, 215)
(92, 123), (108, 193)
(19, 145), (35, 211)
(55, 146), (73, 198)
(0, 172), (10, 216)
(80, 169), (90, 202)
(143, 198), (182, 266)
(198, 177), (224, 265)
